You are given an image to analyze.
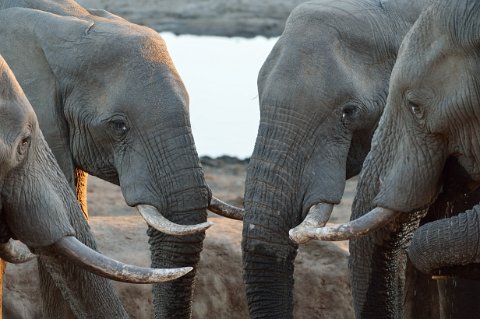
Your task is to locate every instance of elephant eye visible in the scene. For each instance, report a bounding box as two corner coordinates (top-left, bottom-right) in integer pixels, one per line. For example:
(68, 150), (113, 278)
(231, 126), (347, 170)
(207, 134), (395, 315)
(408, 101), (424, 120)
(17, 136), (31, 155)
(341, 104), (358, 123)
(109, 119), (129, 137)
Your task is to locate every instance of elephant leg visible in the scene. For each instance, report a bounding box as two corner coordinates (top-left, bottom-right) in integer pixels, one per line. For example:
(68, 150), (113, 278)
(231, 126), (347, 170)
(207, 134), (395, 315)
(437, 278), (480, 319)
(75, 168), (89, 219)
(403, 260), (440, 319)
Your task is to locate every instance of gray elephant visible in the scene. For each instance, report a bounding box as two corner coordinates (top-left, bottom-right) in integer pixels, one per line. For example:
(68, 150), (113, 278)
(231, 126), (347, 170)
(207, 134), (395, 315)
(240, 0), (430, 317)
(293, 0), (480, 318)
(0, 54), (192, 318)
(0, 1), (240, 318)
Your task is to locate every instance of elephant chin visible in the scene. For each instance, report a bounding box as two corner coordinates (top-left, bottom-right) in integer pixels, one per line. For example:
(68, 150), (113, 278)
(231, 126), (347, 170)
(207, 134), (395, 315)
(289, 207), (400, 243)
(32, 236), (193, 283)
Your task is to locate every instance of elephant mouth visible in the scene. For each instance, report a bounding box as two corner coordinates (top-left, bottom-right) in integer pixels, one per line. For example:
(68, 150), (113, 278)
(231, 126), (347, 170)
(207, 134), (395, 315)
(0, 236), (192, 283)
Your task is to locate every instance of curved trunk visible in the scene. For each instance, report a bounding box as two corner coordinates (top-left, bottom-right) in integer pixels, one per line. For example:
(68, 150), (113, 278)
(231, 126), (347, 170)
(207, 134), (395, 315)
(409, 205), (480, 274)
(407, 200), (480, 318)
(416, 180), (480, 319)
(242, 129), (303, 318)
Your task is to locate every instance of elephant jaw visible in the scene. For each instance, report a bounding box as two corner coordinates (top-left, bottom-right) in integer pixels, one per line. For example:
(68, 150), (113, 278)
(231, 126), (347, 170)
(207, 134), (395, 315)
(289, 207), (400, 243)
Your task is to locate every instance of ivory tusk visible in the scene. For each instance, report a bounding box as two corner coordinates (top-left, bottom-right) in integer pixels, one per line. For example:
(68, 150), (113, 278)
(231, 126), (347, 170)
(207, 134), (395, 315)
(208, 196), (244, 220)
(0, 239), (36, 264)
(289, 203), (334, 244)
(289, 207), (400, 243)
(52, 236), (192, 283)
(137, 204), (212, 236)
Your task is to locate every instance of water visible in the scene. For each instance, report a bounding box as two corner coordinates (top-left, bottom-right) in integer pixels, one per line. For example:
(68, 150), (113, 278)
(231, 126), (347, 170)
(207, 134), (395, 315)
(161, 33), (278, 159)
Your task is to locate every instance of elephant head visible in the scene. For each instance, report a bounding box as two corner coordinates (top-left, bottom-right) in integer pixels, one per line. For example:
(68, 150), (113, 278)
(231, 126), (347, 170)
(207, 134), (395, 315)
(377, 1), (480, 275)
(0, 55), (193, 317)
(240, 0), (425, 317)
(0, 2), (241, 317)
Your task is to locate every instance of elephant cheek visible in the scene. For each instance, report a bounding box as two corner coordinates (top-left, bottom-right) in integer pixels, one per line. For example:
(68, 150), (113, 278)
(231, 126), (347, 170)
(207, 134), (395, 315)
(2, 189), (75, 248)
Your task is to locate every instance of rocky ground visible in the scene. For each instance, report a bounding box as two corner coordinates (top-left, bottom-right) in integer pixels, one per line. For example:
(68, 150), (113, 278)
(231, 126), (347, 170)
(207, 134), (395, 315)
(4, 158), (355, 318)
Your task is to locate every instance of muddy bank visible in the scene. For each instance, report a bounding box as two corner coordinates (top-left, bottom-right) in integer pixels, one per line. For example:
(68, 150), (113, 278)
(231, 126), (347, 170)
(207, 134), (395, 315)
(77, 0), (308, 37)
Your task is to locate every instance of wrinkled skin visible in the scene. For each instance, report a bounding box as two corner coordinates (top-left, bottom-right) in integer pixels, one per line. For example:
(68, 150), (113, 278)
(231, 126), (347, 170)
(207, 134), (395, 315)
(349, 1), (480, 318)
(0, 1), (209, 318)
(0, 55), (129, 318)
(241, 0), (427, 318)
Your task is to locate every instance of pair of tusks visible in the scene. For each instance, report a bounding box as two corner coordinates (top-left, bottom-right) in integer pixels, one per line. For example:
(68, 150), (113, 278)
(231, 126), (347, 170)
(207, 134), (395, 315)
(136, 197), (244, 236)
(289, 205), (400, 244)
(0, 237), (191, 283)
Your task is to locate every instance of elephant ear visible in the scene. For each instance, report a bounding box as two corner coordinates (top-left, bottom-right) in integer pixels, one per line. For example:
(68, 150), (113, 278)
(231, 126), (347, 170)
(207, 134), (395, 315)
(0, 7), (94, 186)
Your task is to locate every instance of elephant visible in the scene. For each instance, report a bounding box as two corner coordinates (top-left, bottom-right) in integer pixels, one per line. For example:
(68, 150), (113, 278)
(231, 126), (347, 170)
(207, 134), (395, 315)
(241, 0), (431, 317)
(292, 0), (480, 318)
(0, 1), (241, 318)
(0, 54), (192, 318)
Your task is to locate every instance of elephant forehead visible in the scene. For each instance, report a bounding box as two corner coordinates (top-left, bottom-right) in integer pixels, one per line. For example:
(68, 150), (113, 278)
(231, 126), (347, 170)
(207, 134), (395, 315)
(80, 19), (178, 72)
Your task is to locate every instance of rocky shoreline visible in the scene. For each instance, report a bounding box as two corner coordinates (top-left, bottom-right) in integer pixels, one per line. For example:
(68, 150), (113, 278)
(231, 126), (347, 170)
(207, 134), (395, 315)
(77, 0), (307, 37)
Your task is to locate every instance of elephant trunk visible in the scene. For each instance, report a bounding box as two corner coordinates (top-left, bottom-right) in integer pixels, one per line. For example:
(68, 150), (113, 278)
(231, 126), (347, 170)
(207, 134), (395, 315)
(148, 170), (210, 318)
(408, 205), (480, 274)
(242, 144), (302, 318)
(242, 201), (297, 318)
